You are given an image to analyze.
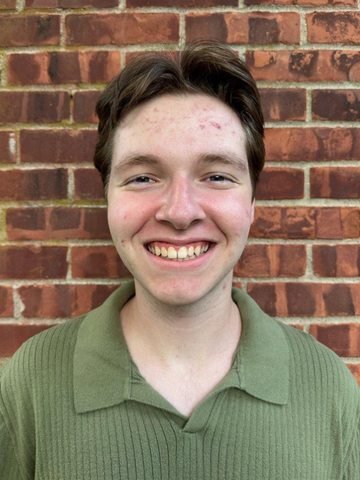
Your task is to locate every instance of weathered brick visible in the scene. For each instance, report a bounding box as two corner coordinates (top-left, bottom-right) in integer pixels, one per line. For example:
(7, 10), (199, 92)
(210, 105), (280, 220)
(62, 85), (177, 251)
(312, 90), (360, 122)
(0, 0), (17, 9)
(250, 207), (359, 240)
(309, 324), (360, 357)
(0, 286), (13, 317)
(66, 13), (179, 46)
(0, 169), (67, 200)
(0, 246), (68, 279)
(186, 12), (300, 44)
(234, 244), (306, 277)
(26, 0), (118, 7)
(256, 168), (304, 200)
(71, 246), (131, 278)
(308, 13), (360, 44)
(248, 282), (360, 317)
(74, 168), (104, 200)
(0, 92), (70, 124)
(246, 50), (360, 82)
(0, 131), (16, 163)
(0, 15), (60, 47)
(311, 167), (360, 199)
(8, 51), (121, 86)
(316, 208), (359, 239)
(260, 89), (306, 122)
(73, 91), (100, 124)
(0, 324), (54, 357)
(313, 245), (360, 277)
(128, 0), (236, 5)
(20, 130), (97, 164)
(265, 128), (360, 162)
(18, 284), (118, 318)
(347, 364), (360, 387)
(6, 207), (110, 240)
(246, 0), (356, 4)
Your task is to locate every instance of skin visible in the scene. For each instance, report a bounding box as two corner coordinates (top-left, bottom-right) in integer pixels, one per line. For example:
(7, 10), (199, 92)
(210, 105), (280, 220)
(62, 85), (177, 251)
(107, 93), (255, 414)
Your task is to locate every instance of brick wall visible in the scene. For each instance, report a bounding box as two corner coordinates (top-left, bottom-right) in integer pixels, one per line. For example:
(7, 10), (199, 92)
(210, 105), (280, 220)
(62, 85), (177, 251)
(0, 0), (359, 384)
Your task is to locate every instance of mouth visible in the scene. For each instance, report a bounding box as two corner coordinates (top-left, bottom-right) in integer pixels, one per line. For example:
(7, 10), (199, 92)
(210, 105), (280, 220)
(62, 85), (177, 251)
(144, 242), (214, 262)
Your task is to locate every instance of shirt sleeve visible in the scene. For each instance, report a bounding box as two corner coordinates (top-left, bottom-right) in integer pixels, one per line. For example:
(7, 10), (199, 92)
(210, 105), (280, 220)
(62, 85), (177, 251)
(343, 419), (360, 480)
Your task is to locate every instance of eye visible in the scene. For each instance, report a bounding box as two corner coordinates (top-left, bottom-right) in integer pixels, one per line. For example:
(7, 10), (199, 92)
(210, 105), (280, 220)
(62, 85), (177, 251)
(128, 176), (155, 184)
(206, 174), (232, 182)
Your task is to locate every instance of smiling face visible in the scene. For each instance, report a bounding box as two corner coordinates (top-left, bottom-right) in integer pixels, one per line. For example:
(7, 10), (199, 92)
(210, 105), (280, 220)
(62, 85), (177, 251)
(107, 93), (255, 308)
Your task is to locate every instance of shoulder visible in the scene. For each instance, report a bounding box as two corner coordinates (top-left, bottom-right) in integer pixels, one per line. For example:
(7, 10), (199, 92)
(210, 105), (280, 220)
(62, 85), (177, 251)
(1, 316), (85, 402)
(278, 321), (360, 404)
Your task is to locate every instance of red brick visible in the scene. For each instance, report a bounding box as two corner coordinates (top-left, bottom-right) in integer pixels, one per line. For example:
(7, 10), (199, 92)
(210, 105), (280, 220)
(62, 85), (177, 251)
(0, 131), (16, 163)
(256, 168), (304, 200)
(234, 244), (306, 277)
(0, 0), (17, 9)
(265, 128), (360, 162)
(347, 364), (360, 387)
(74, 168), (104, 200)
(307, 13), (360, 44)
(26, 0), (118, 7)
(250, 207), (359, 240)
(313, 245), (360, 277)
(311, 167), (360, 199)
(8, 51), (121, 86)
(73, 91), (100, 124)
(248, 282), (360, 317)
(246, 0), (356, 4)
(128, 0), (236, 5)
(18, 284), (118, 318)
(186, 12), (300, 44)
(71, 246), (131, 278)
(0, 324), (55, 357)
(309, 324), (360, 357)
(0, 286), (13, 317)
(246, 50), (360, 83)
(0, 246), (68, 279)
(0, 15), (60, 47)
(6, 207), (110, 241)
(0, 92), (70, 124)
(66, 13), (179, 46)
(312, 90), (360, 122)
(260, 89), (306, 122)
(0, 169), (67, 200)
(20, 130), (97, 164)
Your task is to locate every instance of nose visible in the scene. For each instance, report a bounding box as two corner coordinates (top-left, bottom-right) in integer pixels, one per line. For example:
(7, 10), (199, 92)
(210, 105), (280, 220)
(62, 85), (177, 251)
(155, 175), (206, 229)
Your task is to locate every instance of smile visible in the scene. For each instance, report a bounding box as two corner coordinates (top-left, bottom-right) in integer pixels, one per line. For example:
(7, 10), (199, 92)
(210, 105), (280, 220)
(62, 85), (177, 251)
(145, 242), (210, 262)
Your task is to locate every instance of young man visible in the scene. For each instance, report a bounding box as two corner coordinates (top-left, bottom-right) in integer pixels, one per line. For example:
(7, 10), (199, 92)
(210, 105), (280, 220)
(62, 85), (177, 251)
(0, 41), (359, 479)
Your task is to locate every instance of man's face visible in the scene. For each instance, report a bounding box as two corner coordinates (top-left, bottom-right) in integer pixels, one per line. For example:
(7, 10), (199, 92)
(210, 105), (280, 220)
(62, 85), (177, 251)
(107, 93), (255, 307)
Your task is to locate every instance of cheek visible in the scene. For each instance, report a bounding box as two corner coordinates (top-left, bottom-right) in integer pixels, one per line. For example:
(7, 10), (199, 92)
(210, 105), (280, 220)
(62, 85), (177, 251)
(107, 195), (151, 241)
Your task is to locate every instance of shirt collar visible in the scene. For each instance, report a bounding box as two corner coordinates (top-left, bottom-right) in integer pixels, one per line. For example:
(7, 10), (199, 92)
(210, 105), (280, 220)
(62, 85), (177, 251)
(74, 280), (289, 414)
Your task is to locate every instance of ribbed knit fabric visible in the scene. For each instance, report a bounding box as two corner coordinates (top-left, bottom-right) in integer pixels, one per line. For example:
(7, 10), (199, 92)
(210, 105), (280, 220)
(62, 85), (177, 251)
(0, 281), (359, 480)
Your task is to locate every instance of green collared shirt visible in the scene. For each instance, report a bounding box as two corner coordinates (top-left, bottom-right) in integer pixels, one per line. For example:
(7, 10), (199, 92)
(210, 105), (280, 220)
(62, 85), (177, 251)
(1, 281), (359, 479)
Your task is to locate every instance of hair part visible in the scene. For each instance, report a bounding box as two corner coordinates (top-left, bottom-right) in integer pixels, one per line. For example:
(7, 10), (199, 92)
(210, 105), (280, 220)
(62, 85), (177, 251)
(94, 40), (265, 200)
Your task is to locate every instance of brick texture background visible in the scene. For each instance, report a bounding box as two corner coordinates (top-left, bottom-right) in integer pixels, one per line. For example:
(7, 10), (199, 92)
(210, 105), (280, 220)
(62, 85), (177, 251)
(0, 0), (359, 383)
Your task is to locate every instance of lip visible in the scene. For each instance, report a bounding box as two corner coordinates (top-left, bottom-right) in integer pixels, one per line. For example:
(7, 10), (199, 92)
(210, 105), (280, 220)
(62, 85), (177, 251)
(144, 238), (214, 247)
(144, 243), (216, 270)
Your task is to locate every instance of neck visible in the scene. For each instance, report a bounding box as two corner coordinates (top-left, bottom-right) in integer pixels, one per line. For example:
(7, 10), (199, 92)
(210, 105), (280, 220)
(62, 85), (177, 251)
(120, 278), (242, 373)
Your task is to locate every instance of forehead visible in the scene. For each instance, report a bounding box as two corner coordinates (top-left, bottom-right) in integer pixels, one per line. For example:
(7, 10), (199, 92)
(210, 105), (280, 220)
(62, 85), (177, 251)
(112, 93), (247, 166)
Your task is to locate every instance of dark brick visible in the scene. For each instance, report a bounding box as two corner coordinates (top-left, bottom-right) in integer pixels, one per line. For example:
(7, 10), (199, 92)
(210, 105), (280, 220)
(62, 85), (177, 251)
(128, 0), (236, 5)
(0, 324), (55, 357)
(20, 129), (97, 164)
(0, 15), (60, 47)
(256, 168), (304, 200)
(26, 0), (118, 7)
(310, 324), (360, 357)
(73, 91), (100, 124)
(74, 168), (104, 200)
(0, 92), (70, 123)
(313, 245), (360, 277)
(311, 167), (360, 199)
(0, 286), (13, 317)
(71, 246), (131, 278)
(260, 88), (306, 122)
(0, 246), (68, 279)
(312, 90), (360, 121)
(0, 169), (68, 201)
(308, 12), (360, 44)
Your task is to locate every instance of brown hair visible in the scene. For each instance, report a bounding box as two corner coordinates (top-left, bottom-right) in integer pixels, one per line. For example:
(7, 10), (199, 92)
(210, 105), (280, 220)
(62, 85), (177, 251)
(94, 40), (265, 199)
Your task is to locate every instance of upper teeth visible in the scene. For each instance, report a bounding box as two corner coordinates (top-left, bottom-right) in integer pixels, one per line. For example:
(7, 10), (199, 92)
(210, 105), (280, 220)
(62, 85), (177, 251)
(147, 244), (210, 260)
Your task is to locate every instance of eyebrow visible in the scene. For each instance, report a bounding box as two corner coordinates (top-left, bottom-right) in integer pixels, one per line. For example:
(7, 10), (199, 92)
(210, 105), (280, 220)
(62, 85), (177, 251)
(112, 152), (249, 177)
